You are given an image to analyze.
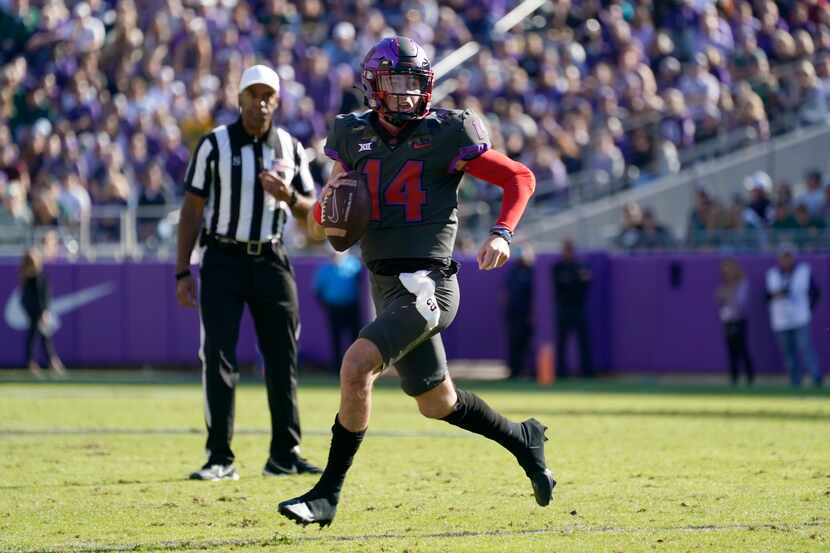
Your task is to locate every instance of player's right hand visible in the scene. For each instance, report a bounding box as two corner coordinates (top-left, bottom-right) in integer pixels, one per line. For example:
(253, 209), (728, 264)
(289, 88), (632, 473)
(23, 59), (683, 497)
(319, 162), (349, 204)
(176, 275), (198, 308)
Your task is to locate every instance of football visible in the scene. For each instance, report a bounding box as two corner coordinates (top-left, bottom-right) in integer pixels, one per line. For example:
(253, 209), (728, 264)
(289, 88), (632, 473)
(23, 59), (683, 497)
(322, 171), (370, 251)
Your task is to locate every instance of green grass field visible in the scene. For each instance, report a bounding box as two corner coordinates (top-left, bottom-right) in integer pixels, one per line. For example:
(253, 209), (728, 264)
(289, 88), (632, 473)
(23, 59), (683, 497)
(1, 374), (829, 553)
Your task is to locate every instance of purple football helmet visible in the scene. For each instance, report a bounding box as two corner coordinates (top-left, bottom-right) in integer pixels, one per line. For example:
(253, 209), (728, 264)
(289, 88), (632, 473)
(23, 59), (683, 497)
(360, 36), (434, 125)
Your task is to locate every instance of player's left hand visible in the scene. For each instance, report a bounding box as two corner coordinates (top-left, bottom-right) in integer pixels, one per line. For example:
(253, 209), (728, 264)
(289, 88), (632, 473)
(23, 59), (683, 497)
(259, 170), (293, 202)
(477, 235), (510, 271)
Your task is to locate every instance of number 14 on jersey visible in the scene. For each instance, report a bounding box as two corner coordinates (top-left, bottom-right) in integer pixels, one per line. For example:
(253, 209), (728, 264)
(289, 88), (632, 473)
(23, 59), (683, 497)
(362, 159), (426, 222)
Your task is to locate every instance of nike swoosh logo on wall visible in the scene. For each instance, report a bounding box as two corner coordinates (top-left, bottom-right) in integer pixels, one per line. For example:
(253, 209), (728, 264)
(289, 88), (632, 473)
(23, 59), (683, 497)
(4, 282), (116, 335)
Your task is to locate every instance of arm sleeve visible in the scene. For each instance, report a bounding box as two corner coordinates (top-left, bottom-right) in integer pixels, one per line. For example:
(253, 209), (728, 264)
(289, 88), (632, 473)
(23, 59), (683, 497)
(448, 110), (491, 173)
(323, 115), (352, 169)
(183, 134), (215, 198)
(292, 138), (316, 197)
(463, 149), (536, 233)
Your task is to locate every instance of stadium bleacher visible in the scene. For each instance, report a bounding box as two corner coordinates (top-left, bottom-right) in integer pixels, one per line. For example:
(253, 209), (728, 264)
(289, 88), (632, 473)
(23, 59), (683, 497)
(2, 0), (830, 258)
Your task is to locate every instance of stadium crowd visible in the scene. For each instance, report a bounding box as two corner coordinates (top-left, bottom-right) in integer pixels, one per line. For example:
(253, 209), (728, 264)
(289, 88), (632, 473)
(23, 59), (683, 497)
(616, 167), (830, 251)
(2, 0), (830, 251)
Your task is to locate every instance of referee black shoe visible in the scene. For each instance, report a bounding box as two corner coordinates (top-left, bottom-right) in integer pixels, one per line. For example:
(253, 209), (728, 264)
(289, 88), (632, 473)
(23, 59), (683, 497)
(263, 455), (322, 476)
(189, 463), (239, 481)
(517, 418), (556, 507)
(278, 487), (338, 527)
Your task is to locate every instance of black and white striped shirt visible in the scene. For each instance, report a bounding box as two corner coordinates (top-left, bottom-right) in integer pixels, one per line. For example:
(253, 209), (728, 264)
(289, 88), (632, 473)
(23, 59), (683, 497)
(184, 118), (315, 242)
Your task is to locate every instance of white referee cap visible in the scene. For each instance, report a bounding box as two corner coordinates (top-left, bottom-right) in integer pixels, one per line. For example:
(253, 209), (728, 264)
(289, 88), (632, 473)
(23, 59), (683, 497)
(239, 64), (280, 94)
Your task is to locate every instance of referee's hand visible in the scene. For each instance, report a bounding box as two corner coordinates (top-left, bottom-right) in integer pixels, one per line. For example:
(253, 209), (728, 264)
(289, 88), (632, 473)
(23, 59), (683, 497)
(176, 275), (198, 308)
(259, 170), (292, 202)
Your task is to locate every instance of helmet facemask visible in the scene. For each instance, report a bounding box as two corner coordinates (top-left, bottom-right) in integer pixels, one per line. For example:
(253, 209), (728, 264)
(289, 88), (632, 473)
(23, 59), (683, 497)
(366, 68), (433, 126)
(361, 37), (434, 127)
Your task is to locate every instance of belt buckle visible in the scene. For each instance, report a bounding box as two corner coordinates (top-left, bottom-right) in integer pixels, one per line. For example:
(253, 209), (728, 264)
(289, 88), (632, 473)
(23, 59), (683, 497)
(246, 241), (262, 255)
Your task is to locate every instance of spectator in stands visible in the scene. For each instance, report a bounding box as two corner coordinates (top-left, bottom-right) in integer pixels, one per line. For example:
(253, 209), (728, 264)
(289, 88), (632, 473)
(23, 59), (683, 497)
(19, 247), (64, 378)
(57, 170), (91, 227)
(637, 208), (674, 250)
(503, 244), (535, 380)
(687, 188), (721, 247)
(716, 259), (754, 386)
(313, 250), (362, 373)
(791, 61), (830, 125)
(615, 201), (644, 250)
(798, 170), (827, 218)
(585, 128), (625, 186)
(5, 0), (830, 251)
(745, 171), (773, 223)
(137, 162), (173, 243)
(766, 244), (823, 387)
(770, 200), (800, 249)
(792, 203), (827, 247)
(552, 239), (593, 378)
(659, 88), (695, 149)
(679, 54), (720, 122)
(734, 83), (770, 141)
(695, 105), (724, 144)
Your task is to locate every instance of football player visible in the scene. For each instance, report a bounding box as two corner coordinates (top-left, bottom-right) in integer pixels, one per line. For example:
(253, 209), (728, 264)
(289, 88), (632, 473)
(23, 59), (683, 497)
(280, 36), (554, 527)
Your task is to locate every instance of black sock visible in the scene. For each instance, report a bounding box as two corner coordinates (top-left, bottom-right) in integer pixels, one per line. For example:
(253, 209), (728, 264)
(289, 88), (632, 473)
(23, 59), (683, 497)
(441, 389), (528, 461)
(315, 414), (365, 499)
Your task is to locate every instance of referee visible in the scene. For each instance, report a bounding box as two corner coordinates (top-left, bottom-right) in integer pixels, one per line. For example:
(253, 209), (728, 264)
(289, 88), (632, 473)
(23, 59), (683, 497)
(176, 64), (321, 481)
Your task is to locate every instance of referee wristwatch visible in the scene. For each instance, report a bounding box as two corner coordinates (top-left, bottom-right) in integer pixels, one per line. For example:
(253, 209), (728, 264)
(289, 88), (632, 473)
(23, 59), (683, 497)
(489, 226), (513, 244)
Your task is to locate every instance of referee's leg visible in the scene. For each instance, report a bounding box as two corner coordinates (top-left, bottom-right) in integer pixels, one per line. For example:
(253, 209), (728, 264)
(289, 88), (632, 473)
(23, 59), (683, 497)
(199, 250), (245, 466)
(249, 248), (302, 462)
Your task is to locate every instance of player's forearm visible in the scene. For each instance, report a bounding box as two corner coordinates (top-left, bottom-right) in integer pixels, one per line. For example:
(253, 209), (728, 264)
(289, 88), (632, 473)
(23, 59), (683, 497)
(463, 150), (536, 232)
(306, 211), (325, 241)
(176, 196), (204, 272)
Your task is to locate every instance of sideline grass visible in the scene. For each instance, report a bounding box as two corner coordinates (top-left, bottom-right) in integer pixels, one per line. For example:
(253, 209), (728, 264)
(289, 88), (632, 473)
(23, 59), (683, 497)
(1, 375), (828, 552)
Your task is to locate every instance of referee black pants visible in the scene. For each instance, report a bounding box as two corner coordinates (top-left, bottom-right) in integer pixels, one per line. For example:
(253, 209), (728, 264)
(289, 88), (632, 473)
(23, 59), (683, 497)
(199, 243), (301, 466)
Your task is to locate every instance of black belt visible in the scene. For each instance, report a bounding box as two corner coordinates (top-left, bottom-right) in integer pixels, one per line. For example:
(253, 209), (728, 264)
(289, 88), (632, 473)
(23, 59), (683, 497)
(205, 234), (280, 256)
(368, 258), (458, 277)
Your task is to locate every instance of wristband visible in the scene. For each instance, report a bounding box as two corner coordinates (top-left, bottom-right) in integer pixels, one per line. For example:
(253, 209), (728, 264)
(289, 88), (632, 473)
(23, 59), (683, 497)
(175, 269), (191, 281)
(288, 189), (298, 207)
(489, 226), (513, 244)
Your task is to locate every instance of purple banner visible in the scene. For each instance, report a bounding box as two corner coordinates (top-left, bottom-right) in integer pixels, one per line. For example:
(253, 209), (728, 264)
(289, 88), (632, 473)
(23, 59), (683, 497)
(1, 254), (828, 376)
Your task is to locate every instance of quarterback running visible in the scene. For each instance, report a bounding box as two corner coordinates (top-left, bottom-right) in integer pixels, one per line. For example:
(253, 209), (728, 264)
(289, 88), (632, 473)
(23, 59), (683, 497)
(278, 36), (555, 527)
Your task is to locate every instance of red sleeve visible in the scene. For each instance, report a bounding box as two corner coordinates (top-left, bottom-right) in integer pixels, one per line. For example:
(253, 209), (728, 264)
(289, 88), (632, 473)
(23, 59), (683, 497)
(463, 149), (535, 233)
(312, 201), (323, 224)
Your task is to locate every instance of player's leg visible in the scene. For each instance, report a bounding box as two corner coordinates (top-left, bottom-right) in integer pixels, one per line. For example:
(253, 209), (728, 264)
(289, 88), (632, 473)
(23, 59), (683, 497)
(191, 249), (245, 480)
(248, 250), (318, 475)
(278, 337), (381, 526)
(279, 269), (448, 526)
(402, 336), (556, 507)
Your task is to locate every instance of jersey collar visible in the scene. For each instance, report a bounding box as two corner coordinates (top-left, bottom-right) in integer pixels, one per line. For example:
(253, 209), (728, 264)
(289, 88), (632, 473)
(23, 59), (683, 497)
(369, 111), (423, 150)
(233, 117), (275, 146)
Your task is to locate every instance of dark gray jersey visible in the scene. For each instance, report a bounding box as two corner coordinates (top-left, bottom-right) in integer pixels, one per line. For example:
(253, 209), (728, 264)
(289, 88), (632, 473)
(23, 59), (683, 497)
(324, 108), (491, 263)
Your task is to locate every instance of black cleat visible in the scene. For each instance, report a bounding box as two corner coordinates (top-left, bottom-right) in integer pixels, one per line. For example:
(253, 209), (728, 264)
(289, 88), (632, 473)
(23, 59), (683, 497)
(278, 488), (338, 527)
(263, 455), (322, 476)
(518, 418), (557, 506)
